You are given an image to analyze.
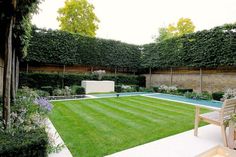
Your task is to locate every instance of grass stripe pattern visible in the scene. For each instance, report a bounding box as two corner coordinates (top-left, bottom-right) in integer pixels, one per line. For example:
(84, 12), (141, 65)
(49, 96), (208, 157)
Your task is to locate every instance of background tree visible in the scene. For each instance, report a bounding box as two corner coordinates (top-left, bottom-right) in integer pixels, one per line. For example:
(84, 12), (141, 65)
(155, 18), (195, 42)
(57, 0), (99, 37)
(155, 27), (173, 43)
(167, 17), (195, 36)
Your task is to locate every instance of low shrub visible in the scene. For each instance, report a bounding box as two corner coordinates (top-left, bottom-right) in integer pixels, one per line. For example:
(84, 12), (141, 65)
(212, 91), (224, 101)
(0, 129), (48, 157)
(184, 91), (212, 100)
(121, 85), (137, 92)
(139, 87), (154, 92)
(70, 85), (80, 95)
(40, 86), (53, 96)
(200, 91), (212, 100)
(75, 86), (85, 95)
(0, 87), (54, 157)
(115, 85), (122, 93)
(63, 86), (71, 96)
(35, 90), (50, 97)
(130, 85), (139, 92)
(153, 85), (177, 94)
(177, 88), (193, 94)
(153, 87), (160, 93)
(184, 92), (197, 99)
(52, 88), (64, 96)
(19, 72), (146, 89)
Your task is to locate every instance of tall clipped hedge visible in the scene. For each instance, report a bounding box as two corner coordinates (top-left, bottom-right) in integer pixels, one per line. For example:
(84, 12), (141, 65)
(26, 24), (236, 70)
(142, 24), (236, 68)
(25, 27), (141, 70)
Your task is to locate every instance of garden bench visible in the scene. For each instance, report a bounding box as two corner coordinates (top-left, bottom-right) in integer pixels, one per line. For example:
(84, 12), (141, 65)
(194, 98), (236, 147)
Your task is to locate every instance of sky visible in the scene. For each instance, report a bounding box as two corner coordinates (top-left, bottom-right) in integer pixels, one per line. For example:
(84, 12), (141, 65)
(32, 0), (236, 45)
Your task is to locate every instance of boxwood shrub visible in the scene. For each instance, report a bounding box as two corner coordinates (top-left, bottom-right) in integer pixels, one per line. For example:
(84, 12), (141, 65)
(115, 85), (122, 93)
(0, 129), (48, 157)
(177, 88), (193, 94)
(75, 86), (85, 95)
(212, 91), (224, 101)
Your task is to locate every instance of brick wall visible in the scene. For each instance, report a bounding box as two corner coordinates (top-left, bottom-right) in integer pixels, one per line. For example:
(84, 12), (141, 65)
(20, 64), (136, 74)
(144, 68), (236, 92)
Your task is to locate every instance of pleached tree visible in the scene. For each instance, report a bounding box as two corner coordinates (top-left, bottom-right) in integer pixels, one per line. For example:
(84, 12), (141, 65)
(0, 0), (41, 129)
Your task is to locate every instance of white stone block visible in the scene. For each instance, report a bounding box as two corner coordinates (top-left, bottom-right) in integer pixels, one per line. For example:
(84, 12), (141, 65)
(81, 80), (115, 94)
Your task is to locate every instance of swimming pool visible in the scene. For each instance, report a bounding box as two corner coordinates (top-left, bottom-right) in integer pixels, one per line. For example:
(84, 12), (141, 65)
(144, 93), (223, 109)
(90, 92), (223, 109)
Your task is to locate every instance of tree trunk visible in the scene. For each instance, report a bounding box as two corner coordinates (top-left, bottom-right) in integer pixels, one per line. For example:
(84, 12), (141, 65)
(200, 68), (202, 93)
(15, 56), (19, 90)
(11, 49), (16, 102)
(149, 67), (152, 88)
(3, 17), (13, 129)
(114, 67), (117, 76)
(170, 67), (173, 86)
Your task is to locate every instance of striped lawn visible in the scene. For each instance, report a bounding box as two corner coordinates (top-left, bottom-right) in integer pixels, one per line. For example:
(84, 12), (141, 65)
(49, 96), (208, 157)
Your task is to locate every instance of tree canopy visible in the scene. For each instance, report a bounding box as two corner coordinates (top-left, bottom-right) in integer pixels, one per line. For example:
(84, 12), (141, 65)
(57, 0), (99, 37)
(155, 27), (172, 43)
(155, 17), (195, 42)
(167, 17), (195, 36)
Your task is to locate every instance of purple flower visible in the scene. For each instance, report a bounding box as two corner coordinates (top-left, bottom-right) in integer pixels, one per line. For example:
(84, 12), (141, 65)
(34, 97), (53, 112)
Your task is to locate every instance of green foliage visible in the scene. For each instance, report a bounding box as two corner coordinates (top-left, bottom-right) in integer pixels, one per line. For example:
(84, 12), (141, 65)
(25, 27), (141, 70)
(19, 72), (145, 89)
(115, 85), (122, 93)
(26, 24), (236, 70)
(40, 86), (53, 96)
(155, 18), (195, 43)
(153, 86), (160, 93)
(0, 87), (52, 157)
(52, 86), (72, 96)
(75, 86), (85, 94)
(212, 91), (224, 101)
(167, 17), (195, 37)
(35, 90), (50, 97)
(138, 87), (154, 93)
(143, 23), (236, 68)
(155, 27), (173, 42)
(0, 129), (48, 157)
(57, 0), (99, 36)
(184, 91), (212, 100)
(177, 88), (193, 94)
(0, 0), (42, 58)
(52, 88), (64, 96)
(71, 85), (80, 95)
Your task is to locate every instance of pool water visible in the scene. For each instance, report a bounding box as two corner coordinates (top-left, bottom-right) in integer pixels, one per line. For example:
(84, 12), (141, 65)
(145, 93), (223, 108)
(91, 92), (223, 109)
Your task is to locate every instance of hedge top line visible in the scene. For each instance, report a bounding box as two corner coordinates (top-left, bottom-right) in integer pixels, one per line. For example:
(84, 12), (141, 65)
(25, 23), (236, 69)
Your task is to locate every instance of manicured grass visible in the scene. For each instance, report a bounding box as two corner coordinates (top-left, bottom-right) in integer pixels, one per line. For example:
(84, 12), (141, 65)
(49, 96), (208, 157)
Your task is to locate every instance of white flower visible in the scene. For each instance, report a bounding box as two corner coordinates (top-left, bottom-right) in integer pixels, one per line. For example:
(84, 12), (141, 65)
(223, 89), (236, 99)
